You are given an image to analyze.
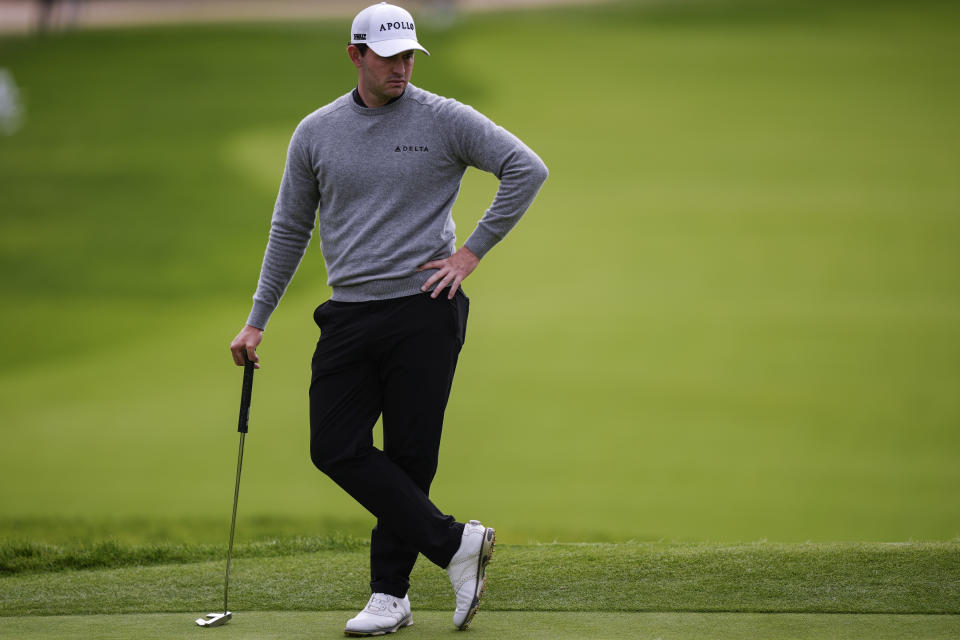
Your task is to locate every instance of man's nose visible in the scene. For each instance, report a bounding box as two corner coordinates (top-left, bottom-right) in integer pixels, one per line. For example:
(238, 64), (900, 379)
(393, 57), (409, 74)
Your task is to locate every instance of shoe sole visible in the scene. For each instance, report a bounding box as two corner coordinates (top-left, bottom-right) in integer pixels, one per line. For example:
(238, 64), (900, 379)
(458, 526), (496, 631)
(344, 615), (413, 637)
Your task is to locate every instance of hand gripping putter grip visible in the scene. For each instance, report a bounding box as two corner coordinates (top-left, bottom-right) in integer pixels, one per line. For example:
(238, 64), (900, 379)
(196, 353), (255, 628)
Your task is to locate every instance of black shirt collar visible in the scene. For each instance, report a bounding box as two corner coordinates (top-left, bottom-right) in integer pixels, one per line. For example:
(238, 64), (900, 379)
(352, 87), (403, 108)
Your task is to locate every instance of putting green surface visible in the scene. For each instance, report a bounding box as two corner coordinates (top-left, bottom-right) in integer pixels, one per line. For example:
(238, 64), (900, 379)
(2, 611), (958, 640)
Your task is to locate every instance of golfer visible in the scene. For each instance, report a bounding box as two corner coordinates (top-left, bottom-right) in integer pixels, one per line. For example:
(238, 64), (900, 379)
(229, 2), (547, 635)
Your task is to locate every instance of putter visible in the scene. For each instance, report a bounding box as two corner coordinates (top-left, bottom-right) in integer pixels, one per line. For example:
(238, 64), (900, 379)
(196, 352), (256, 628)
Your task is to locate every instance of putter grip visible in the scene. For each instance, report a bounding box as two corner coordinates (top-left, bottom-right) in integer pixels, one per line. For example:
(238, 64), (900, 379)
(238, 353), (255, 433)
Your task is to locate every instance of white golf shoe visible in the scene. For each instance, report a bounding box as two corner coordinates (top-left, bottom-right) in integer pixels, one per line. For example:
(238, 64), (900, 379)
(344, 593), (413, 637)
(445, 520), (496, 630)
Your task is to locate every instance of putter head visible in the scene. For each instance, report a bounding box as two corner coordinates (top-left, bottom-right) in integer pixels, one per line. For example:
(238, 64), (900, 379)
(196, 611), (232, 627)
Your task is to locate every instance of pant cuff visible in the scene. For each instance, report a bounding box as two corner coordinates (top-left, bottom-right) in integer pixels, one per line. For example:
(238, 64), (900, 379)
(370, 580), (409, 599)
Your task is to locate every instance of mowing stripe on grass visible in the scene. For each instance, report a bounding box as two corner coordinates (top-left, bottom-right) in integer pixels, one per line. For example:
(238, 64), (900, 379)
(1, 543), (957, 617)
(1, 611), (958, 640)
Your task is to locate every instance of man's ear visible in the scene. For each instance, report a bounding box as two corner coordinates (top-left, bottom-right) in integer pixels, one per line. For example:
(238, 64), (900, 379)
(347, 45), (364, 69)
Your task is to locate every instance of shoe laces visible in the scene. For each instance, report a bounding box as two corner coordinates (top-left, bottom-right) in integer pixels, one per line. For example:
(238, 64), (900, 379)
(364, 594), (392, 613)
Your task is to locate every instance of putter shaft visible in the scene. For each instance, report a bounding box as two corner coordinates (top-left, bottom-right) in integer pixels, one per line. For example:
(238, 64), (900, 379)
(224, 430), (245, 614)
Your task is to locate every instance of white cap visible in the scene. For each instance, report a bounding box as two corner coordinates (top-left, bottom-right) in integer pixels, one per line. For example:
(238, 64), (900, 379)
(350, 2), (430, 57)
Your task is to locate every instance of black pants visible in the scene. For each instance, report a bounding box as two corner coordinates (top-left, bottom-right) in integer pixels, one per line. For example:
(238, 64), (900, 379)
(309, 290), (469, 598)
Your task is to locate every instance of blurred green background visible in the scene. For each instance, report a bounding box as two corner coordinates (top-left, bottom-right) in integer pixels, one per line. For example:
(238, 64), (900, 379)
(1, 0), (958, 545)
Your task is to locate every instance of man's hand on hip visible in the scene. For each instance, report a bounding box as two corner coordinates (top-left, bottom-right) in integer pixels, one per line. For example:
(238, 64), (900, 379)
(230, 325), (263, 367)
(418, 246), (479, 299)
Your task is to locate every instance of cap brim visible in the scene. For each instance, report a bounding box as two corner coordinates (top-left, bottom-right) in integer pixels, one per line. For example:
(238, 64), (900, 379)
(368, 39), (430, 57)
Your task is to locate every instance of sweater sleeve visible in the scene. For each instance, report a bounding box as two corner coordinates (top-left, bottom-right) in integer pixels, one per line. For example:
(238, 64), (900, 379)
(447, 103), (548, 259)
(246, 123), (320, 330)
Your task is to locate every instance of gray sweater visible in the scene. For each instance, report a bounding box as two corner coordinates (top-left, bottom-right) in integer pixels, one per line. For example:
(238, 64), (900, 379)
(247, 84), (548, 329)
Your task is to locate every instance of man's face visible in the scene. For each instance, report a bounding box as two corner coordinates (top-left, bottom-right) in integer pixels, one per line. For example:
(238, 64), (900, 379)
(347, 45), (414, 107)
(350, 47), (416, 107)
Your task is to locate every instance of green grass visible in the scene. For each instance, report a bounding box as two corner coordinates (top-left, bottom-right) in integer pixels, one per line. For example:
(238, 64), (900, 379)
(1, 612), (957, 640)
(1, 612), (958, 640)
(3, 542), (958, 616)
(1, 0), (959, 549)
(3, 537), (958, 637)
(0, 534), (366, 575)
